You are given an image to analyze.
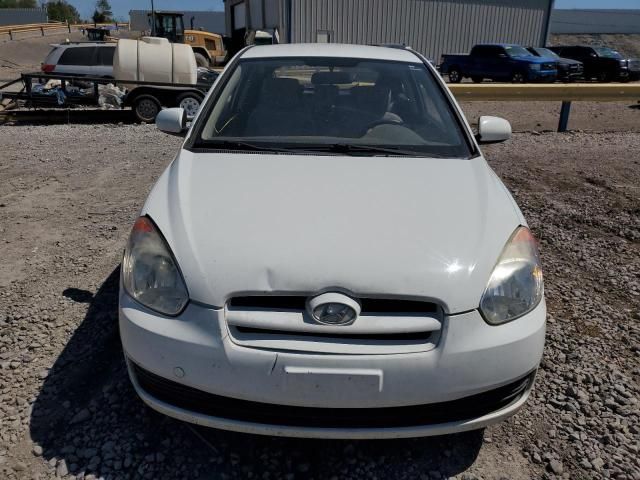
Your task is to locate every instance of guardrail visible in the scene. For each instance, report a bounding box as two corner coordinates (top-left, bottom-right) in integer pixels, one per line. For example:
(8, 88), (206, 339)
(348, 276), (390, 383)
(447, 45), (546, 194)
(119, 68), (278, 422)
(0, 22), (128, 40)
(448, 83), (640, 131)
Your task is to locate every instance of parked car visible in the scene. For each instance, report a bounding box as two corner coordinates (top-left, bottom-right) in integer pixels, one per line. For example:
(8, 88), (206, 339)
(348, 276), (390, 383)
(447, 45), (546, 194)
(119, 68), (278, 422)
(548, 45), (640, 82)
(440, 44), (557, 83)
(525, 47), (583, 82)
(41, 42), (116, 78)
(120, 43), (546, 439)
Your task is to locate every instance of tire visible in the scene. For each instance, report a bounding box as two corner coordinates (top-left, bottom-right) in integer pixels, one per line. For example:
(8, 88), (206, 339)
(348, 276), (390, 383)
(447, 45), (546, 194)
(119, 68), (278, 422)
(448, 68), (462, 83)
(177, 92), (204, 119)
(194, 52), (210, 68)
(471, 76), (483, 83)
(511, 71), (526, 83)
(597, 71), (611, 83)
(133, 95), (161, 123)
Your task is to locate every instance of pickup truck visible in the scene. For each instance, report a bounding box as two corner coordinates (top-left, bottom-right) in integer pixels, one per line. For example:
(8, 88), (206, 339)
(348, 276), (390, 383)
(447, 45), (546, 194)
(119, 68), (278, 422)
(548, 45), (640, 82)
(526, 47), (583, 82)
(440, 44), (557, 83)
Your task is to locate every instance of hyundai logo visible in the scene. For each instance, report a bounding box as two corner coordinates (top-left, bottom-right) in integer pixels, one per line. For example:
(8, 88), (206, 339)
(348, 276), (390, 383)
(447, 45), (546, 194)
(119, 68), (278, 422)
(306, 293), (361, 326)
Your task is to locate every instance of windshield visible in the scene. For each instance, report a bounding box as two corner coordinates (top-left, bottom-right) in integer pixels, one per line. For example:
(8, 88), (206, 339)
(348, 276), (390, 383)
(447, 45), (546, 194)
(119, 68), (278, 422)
(505, 46), (532, 58)
(534, 48), (558, 58)
(195, 57), (472, 158)
(593, 47), (622, 59)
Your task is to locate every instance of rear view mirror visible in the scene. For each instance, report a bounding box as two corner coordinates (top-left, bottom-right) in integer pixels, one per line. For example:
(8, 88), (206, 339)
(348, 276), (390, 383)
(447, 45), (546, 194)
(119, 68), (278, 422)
(476, 116), (511, 144)
(156, 108), (187, 136)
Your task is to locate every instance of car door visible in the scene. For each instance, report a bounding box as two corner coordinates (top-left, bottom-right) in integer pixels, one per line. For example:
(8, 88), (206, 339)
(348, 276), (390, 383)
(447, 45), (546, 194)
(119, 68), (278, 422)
(96, 46), (115, 78)
(470, 46), (499, 78)
(490, 46), (512, 79)
(55, 46), (97, 76)
(570, 47), (597, 78)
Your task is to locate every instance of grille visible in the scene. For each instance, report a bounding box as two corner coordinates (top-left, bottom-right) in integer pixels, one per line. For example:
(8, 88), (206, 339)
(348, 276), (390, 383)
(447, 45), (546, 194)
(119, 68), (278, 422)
(225, 295), (442, 354)
(228, 296), (439, 314)
(234, 326), (431, 342)
(131, 362), (535, 429)
(542, 62), (556, 71)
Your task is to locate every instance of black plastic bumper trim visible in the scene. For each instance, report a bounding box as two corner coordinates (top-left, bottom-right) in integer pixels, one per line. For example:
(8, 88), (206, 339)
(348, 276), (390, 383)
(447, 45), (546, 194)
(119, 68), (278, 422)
(131, 362), (535, 429)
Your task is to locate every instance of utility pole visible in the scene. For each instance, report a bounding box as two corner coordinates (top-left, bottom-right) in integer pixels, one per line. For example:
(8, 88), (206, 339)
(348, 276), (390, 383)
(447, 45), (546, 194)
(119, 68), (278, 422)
(150, 0), (156, 36)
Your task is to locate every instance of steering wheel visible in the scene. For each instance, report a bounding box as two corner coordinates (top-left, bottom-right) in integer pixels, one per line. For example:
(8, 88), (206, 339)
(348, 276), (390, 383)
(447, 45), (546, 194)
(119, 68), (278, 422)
(365, 117), (404, 131)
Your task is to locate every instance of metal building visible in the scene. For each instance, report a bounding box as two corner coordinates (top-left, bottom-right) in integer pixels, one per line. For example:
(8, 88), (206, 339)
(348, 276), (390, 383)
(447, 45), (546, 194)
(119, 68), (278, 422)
(129, 10), (225, 34)
(224, 0), (554, 61)
(0, 8), (47, 26)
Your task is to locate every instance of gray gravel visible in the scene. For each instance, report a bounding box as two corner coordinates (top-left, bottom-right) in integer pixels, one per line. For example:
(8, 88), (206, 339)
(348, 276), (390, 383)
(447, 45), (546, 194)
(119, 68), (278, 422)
(0, 124), (638, 479)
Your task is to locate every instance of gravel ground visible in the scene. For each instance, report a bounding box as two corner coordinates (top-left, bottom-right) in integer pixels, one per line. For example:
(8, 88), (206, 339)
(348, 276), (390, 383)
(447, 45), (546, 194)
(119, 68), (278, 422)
(0, 123), (638, 480)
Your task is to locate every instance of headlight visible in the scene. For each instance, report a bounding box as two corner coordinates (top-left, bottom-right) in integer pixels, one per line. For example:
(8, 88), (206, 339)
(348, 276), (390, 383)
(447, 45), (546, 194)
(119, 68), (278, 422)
(480, 227), (543, 325)
(529, 63), (541, 71)
(122, 216), (189, 316)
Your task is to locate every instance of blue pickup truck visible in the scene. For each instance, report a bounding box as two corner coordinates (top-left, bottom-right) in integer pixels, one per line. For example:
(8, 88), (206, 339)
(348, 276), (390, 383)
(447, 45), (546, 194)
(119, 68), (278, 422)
(440, 44), (557, 83)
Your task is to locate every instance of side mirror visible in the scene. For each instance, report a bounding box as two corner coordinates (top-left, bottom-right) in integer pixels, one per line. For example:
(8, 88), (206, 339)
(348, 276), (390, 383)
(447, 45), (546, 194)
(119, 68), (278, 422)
(476, 116), (511, 144)
(156, 108), (187, 136)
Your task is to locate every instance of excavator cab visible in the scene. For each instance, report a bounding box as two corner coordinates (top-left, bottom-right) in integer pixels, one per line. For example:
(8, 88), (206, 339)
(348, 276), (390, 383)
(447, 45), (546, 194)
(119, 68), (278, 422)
(148, 11), (185, 43)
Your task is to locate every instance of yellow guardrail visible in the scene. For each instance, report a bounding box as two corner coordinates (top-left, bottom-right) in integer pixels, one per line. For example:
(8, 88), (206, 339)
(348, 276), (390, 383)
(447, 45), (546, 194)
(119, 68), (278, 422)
(0, 22), (128, 38)
(448, 83), (640, 102)
(447, 82), (640, 131)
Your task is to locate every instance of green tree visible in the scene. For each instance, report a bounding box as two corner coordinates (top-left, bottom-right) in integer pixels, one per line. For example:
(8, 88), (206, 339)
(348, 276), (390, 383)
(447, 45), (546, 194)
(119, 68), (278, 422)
(92, 8), (104, 23)
(46, 0), (78, 23)
(92, 0), (111, 22)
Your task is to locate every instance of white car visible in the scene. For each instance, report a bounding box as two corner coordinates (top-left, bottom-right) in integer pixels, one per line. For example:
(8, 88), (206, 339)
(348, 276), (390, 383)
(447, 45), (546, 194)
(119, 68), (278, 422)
(119, 44), (545, 439)
(42, 42), (115, 78)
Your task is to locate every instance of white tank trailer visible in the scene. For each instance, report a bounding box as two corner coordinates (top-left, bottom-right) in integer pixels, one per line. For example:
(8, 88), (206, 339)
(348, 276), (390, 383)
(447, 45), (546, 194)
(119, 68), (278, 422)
(114, 37), (205, 122)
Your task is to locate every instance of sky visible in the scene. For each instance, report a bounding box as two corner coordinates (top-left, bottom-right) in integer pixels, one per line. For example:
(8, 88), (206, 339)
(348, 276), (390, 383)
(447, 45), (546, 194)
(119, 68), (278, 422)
(67, 0), (638, 22)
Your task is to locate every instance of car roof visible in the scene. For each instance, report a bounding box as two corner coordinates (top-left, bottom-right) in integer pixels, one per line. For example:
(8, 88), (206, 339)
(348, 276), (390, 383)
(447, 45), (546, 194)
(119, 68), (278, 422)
(474, 43), (523, 47)
(54, 42), (113, 48)
(240, 43), (422, 63)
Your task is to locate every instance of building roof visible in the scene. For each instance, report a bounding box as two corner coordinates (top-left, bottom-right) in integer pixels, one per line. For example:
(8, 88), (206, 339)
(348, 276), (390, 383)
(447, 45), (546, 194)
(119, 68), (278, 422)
(240, 43), (423, 63)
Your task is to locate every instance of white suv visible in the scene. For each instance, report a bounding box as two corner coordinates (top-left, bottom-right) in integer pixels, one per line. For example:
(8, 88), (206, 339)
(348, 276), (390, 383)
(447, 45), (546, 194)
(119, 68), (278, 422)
(42, 42), (115, 78)
(119, 43), (546, 439)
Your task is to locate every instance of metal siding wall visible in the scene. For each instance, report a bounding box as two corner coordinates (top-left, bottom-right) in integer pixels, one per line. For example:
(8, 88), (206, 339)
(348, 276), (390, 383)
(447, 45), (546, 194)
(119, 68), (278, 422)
(289, 0), (550, 60)
(0, 8), (47, 26)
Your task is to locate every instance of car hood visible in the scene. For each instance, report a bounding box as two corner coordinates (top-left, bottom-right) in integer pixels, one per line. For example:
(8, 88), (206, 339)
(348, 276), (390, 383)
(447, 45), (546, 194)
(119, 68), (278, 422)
(519, 55), (551, 64)
(557, 57), (582, 66)
(142, 151), (523, 313)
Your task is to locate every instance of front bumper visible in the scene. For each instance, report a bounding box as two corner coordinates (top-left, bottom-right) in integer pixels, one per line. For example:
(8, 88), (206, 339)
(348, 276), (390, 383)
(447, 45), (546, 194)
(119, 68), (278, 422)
(528, 69), (557, 81)
(119, 292), (546, 438)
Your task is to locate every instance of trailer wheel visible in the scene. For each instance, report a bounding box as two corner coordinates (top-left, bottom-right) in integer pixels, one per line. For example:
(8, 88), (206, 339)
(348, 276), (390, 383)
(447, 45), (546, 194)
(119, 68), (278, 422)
(177, 92), (204, 119)
(448, 68), (462, 83)
(133, 95), (161, 123)
(194, 53), (210, 68)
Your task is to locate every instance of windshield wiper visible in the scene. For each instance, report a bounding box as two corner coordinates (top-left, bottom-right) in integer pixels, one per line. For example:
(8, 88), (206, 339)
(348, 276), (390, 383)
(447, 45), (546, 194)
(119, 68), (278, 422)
(195, 141), (436, 157)
(311, 144), (429, 157)
(196, 140), (289, 153)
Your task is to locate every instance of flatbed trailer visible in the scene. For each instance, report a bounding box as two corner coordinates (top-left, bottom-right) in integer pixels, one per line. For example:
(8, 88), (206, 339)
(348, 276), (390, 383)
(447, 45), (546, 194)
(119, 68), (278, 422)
(0, 72), (216, 122)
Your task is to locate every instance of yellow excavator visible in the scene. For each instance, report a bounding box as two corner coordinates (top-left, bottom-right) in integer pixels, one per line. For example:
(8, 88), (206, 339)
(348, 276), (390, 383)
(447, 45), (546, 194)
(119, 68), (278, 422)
(147, 11), (227, 67)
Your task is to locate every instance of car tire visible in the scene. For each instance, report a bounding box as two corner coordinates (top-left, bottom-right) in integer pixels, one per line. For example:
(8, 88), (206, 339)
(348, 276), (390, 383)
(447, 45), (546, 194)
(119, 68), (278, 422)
(133, 95), (161, 123)
(597, 71), (611, 83)
(471, 76), (483, 83)
(511, 71), (526, 83)
(448, 68), (462, 83)
(194, 53), (210, 68)
(177, 92), (204, 119)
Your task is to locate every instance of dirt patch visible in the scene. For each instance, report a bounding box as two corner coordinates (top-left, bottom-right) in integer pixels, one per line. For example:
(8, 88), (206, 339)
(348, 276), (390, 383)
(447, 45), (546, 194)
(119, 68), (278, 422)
(549, 33), (640, 58)
(0, 123), (638, 479)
